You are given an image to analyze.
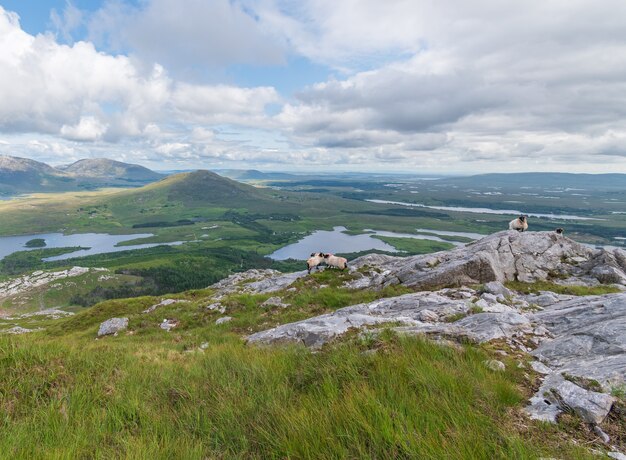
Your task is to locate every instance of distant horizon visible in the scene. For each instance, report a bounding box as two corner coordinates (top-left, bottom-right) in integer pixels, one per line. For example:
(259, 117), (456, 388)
(4, 152), (626, 177)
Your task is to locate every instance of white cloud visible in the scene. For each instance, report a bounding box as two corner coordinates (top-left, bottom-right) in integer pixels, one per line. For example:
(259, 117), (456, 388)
(172, 83), (279, 123)
(1, 2), (626, 172)
(265, 0), (626, 170)
(0, 6), (279, 145)
(60, 116), (108, 141)
(88, 0), (285, 71)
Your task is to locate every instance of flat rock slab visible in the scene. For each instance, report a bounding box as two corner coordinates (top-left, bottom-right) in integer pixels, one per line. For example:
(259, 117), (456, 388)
(531, 293), (626, 388)
(247, 290), (533, 348)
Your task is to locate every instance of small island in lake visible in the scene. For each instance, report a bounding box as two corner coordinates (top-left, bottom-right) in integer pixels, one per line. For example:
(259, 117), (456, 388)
(24, 238), (46, 248)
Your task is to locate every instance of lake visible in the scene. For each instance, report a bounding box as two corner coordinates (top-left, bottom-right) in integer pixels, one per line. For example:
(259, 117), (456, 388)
(0, 232), (184, 262)
(269, 226), (470, 260)
(366, 199), (600, 220)
(269, 227), (397, 260)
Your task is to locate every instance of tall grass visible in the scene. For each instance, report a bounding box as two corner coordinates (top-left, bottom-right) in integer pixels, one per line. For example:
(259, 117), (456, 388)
(0, 331), (592, 459)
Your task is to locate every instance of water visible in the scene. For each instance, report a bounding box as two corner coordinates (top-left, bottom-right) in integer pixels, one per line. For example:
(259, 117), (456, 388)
(269, 226), (474, 260)
(366, 199), (600, 220)
(363, 229), (464, 246)
(269, 226), (398, 260)
(0, 232), (184, 262)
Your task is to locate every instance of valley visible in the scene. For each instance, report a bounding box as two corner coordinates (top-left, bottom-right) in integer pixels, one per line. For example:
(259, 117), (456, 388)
(0, 169), (624, 315)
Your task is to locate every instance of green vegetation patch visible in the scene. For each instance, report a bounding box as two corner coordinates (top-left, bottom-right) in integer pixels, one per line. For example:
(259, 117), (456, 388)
(505, 281), (621, 296)
(0, 247), (88, 276)
(373, 235), (455, 254)
(24, 238), (46, 248)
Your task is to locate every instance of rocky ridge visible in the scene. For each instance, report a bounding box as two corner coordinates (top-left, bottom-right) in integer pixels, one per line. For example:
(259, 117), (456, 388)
(202, 231), (625, 441)
(0, 267), (108, 309)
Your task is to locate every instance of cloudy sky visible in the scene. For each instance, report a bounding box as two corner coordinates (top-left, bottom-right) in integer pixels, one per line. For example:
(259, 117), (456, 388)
(1, 0), (625, 173)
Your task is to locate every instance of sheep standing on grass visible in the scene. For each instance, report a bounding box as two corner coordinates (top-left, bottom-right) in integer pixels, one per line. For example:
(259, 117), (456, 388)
(306, 252), (326, 273)
(509, 215), (528, 232)
(323, 253), (348, 270)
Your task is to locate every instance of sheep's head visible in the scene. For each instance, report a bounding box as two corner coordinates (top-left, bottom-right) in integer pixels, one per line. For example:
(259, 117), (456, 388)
(519, 215), (527, 222)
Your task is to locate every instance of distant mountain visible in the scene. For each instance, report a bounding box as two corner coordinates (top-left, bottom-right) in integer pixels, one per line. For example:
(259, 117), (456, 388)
(216, 169), (299, 181)
(439, 172), (626, 190)
(62, 158), (163, 183)
(0, 155), (164, 195)
(0, 155), (74, 194)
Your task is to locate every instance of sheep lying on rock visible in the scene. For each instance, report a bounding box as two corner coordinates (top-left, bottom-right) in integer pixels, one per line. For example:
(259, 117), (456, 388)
(323, 253), (348, 270)
(509, 215), (528, 232)
(306, 252), (326, 273)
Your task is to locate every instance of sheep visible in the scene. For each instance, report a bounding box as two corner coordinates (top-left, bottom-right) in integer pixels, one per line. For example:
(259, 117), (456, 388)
(306, 252), (326, 273)
(323, 253), (348, 270)
(555, 228), (564, 235)
(508, 215), (528, 232)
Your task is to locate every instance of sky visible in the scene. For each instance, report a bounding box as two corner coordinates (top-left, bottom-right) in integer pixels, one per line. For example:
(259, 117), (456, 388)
(0, 1), (625, 174)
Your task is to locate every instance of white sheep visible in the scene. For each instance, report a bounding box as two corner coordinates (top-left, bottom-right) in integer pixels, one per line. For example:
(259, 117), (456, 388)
(306, 252), (326, 273)
(323, 253), (348, 270)
(509, 215), (528, 232)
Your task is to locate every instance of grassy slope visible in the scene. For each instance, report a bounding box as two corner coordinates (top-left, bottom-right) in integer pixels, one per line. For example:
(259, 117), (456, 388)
(0, 271), (614, 458)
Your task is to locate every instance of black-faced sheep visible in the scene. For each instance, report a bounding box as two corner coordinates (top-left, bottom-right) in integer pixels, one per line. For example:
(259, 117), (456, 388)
(323, 253), (348, 270)
(555, 228), (564, 235)
(508, 215), (528, 232)
(306, 252), (325, 273)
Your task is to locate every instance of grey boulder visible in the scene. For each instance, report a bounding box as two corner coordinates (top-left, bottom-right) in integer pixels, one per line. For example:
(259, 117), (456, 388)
(97, 317), (129, 336)
(525, 373), (615, 424)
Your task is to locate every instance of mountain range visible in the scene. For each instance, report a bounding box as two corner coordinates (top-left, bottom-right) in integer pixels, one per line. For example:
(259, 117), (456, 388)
(0, 155), (163, 195)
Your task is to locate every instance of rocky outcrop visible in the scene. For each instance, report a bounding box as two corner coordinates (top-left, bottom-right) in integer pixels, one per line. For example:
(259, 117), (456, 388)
(160, 319), (179, 332)
(348, 231), (626, 290)
(525, 373), (615, 424)
(0, 326), (41, 334)
(243, 231), (626, 433)
(209, 269), (307, 295)
(0, 267), (106, 302)
(143, 298), (190, 314)
(97, 317), (129, 336)
(247, 289), (536, 348)
(3, 308), (75, 320)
